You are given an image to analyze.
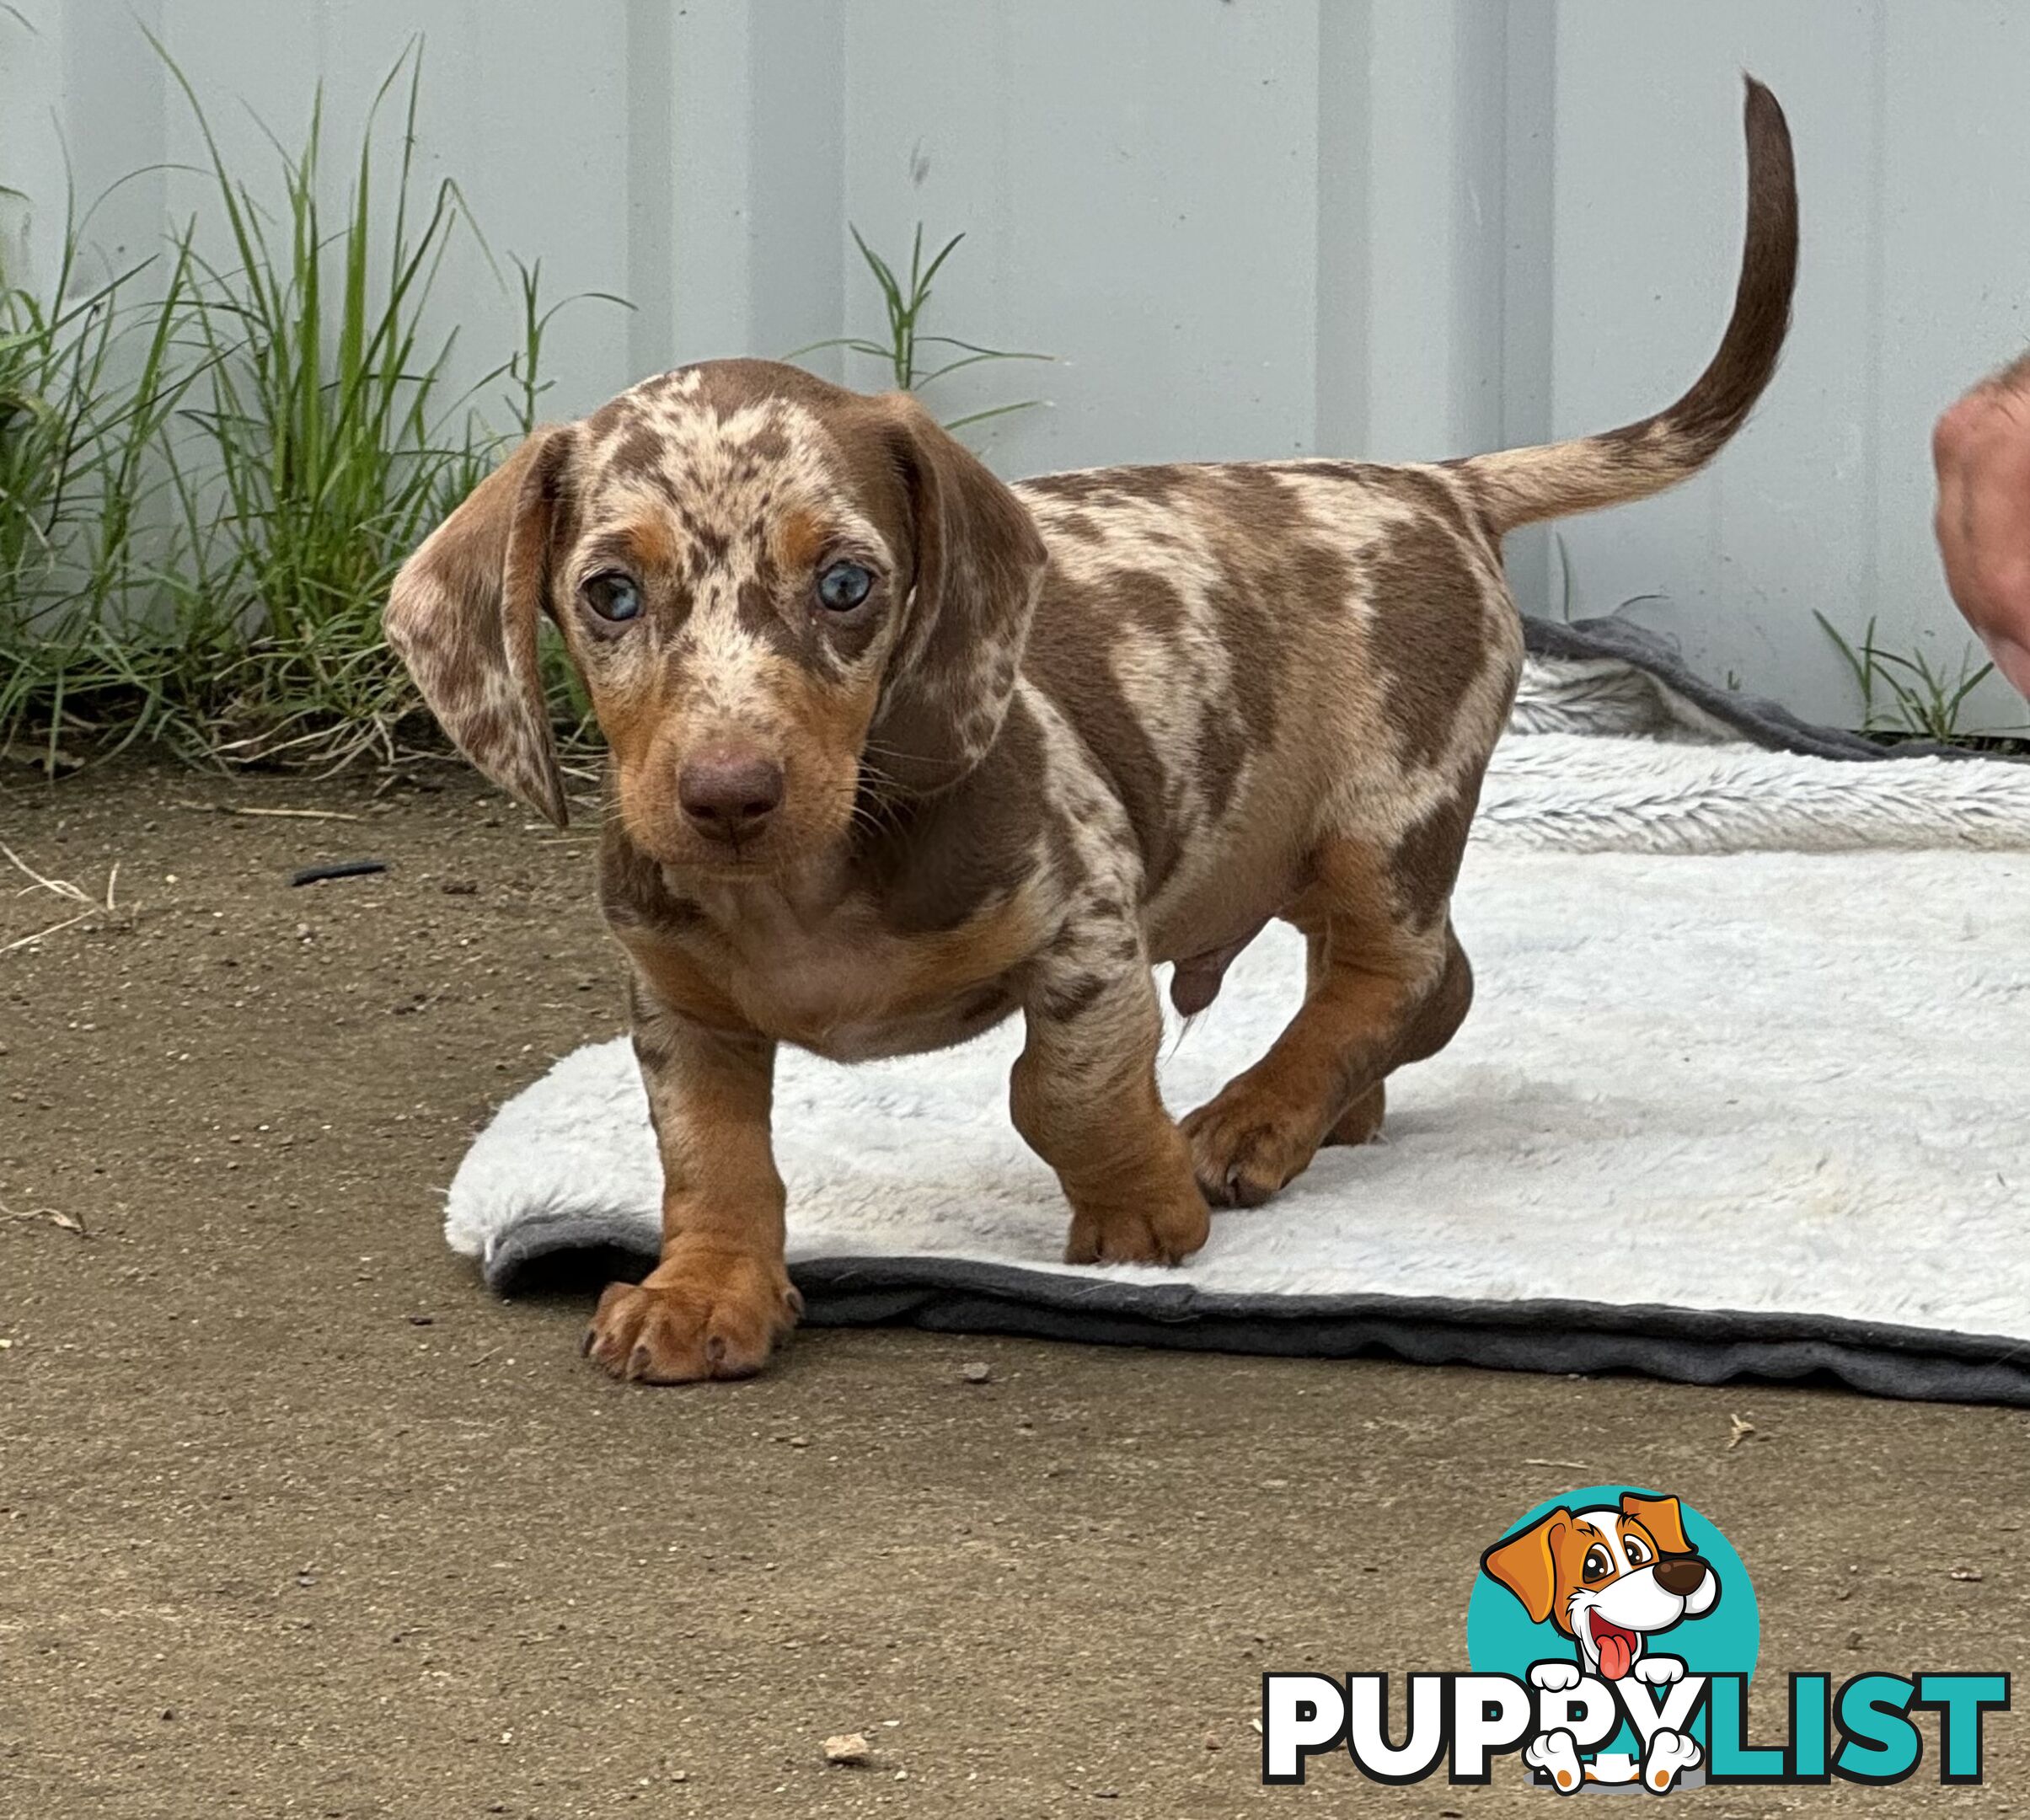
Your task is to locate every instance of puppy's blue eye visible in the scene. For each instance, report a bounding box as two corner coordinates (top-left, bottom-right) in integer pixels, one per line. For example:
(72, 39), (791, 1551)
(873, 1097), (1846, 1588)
(582, 573), (640, 622)
(816, 560), (873, 612)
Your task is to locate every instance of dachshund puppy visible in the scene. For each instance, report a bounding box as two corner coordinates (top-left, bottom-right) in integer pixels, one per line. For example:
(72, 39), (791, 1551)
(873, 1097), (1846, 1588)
(389, 82), (1796, 1382)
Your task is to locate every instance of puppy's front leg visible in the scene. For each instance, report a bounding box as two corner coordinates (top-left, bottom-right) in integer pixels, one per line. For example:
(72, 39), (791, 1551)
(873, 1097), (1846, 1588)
(583, 975), (801, 1382)
(1011, 936), (1210, 1266)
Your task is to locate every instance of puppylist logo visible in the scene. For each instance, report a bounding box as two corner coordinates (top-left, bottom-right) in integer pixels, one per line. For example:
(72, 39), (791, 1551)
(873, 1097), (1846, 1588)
(1262, 1485), (2010, 1794)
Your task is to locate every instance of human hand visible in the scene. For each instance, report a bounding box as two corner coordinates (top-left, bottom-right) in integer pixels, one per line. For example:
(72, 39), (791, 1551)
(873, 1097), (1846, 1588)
(1933, 355), (2030, 699)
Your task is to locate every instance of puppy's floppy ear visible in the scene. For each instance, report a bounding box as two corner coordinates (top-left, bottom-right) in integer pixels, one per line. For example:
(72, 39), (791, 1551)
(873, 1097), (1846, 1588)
(1481, 1509), (1569, 1629)
(1620, 1491), (1694, 1556)
(870, 393), (1047, 795)
(386, 428), (574, 826)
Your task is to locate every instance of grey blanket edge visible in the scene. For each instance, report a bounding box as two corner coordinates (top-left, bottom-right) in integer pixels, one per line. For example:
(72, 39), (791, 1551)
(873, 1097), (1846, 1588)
(1523, 614), (2020, 762)
(477, 624), (2030, 1408)
(483, 1220), (2030, 1409)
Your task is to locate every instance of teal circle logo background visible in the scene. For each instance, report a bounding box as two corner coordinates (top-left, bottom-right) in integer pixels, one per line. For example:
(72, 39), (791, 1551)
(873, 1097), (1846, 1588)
(1466, 1485), (1760, 1729)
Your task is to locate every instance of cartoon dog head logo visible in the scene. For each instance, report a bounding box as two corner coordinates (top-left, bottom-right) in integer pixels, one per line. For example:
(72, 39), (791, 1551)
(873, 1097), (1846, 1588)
(1481, 1491), (1722, 1685)
(1467, 1485), (1759, 1795)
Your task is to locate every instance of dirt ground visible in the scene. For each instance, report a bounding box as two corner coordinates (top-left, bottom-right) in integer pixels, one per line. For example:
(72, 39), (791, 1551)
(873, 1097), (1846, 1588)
(2, 758), (2025, 1818)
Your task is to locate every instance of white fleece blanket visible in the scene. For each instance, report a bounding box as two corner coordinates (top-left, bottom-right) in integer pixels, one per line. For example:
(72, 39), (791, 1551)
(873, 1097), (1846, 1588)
(445, 658), (2030, 1396)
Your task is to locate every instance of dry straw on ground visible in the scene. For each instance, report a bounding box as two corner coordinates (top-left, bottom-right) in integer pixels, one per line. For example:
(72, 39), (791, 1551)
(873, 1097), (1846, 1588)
(1, 840), (123, 955)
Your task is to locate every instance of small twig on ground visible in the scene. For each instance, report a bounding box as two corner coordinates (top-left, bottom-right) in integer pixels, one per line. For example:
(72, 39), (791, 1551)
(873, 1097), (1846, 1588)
(0, 1202), (88, 1238)
(1, 843), (122, 955)
(228, 806), (363, 822)
(290, 859), (388, 886)
(1727, 1413), (1757, 1449)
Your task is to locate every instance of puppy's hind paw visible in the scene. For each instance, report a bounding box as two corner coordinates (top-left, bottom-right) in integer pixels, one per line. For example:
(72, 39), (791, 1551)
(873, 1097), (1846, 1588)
(1181, 1085), (1324, 1208)
(1321, 1082), (1385, 1147)
(1525, 1729), (1586, 1795)
(1642, 1728), (1701, 1794)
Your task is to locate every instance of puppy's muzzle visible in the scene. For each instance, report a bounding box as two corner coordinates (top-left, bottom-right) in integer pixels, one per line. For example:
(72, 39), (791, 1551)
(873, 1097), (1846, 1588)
(678, 746), (785, 843)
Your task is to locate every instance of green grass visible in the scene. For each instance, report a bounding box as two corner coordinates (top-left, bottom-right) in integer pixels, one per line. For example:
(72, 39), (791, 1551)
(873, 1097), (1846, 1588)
(167, 46), (499, 768)
(790, 222), (1049, 436)
(0, 170), (209, 765)
(1813, 611), (2021, 746)
(0, 40), (620, 774)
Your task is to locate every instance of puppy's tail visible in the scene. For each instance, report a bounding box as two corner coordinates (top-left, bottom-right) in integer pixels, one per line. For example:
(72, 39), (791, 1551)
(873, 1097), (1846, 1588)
(1456, 76), (1797, 535)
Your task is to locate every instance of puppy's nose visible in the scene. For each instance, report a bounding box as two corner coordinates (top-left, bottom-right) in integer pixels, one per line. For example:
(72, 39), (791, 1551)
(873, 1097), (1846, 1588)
(1654, 1555), (1708, 1598)
(677, 748), (784, 840)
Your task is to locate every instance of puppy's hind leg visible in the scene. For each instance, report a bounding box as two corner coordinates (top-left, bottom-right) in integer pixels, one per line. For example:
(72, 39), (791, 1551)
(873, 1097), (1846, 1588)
(1181, 832), (1472, 1207)
(1305, 931), (1387, 1148)
(1321, 1081), (1387, 1148)
(1319, 924), (1474, 1146)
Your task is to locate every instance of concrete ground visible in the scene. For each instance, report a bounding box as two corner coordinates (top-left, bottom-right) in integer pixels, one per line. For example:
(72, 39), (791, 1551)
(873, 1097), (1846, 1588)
(2, 761), (2024, 1817)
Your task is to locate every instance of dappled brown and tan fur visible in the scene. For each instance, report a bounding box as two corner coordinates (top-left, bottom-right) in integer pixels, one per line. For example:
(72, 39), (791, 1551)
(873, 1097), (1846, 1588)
(387, 80), (1797, 1382)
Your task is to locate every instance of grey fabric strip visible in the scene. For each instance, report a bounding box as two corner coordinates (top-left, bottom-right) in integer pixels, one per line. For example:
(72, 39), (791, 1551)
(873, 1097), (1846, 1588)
(1523, 614), (2022, 763)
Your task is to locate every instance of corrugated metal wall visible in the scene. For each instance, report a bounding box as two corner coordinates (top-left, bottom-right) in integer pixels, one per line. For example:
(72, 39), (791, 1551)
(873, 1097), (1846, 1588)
(8, 0), (2026, 731)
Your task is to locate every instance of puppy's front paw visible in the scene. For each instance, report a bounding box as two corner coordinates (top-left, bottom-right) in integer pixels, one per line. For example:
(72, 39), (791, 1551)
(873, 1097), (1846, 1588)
(1064, 1176), (1210, 1266)
(1181, 1083), (1325, 1207)
(583, 1248), (801, 1383)
(1633, 1655), (1684, 1686)
(1530, 1661), (1583, 1693)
